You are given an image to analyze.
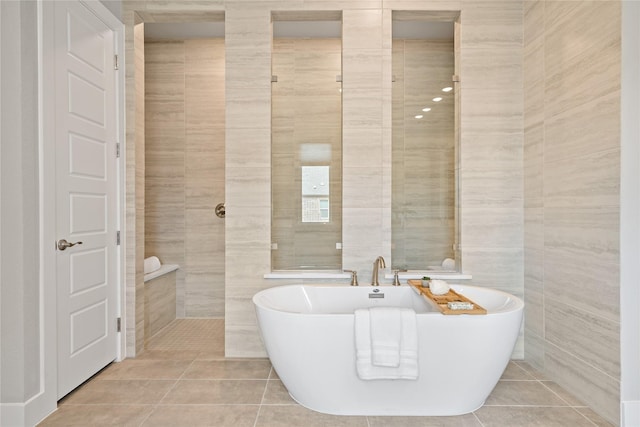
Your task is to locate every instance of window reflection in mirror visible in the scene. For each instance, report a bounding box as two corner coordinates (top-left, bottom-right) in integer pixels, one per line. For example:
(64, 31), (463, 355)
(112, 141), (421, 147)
(302, 165), (330, 223)
(271, 14), (342, 271)
(392, 15), (458, 271)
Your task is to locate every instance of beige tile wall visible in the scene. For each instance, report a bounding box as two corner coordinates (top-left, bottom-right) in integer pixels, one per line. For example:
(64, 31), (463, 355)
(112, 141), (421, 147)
(523, 1), (621, 424)
(145, 39), (225, 318)
(123, 0), (524, 360)
(144, 272), (177, 340)
(145, 40), (186, 316)
(131, 19), (146, 356)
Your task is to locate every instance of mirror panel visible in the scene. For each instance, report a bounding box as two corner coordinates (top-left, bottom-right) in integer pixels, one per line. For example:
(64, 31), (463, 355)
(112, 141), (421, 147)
(271, 16), (342, 270)
(392, 17), (457, 271)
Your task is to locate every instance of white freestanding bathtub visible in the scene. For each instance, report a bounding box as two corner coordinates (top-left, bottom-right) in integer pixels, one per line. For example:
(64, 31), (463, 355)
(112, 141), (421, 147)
(253, 284), (523, 416)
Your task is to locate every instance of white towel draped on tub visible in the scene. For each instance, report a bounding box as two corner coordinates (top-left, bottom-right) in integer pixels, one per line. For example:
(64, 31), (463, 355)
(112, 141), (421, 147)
(354, 307), (419, 380)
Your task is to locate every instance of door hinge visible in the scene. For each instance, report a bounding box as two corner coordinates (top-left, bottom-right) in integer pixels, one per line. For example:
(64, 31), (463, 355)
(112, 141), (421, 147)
(116, 230), (121, 245)
(114, 54), (119, 70)
(116, 142), (120, 158)
(117, 317), (122, 332)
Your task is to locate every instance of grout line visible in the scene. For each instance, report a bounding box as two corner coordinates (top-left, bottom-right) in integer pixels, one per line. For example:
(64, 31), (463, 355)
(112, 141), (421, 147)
(536, 379), (602, 427)
(571, 407), (601, 427)
(536, 378), (579, 407)
(253, 367), (271, 427)
(472, 410), (486, 427)
(136, 357), (197, 426)
(481, 404), (590, 408)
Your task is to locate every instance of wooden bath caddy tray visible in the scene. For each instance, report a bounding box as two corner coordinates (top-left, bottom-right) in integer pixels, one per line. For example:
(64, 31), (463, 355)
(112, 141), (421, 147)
(407, 280), (487, 315)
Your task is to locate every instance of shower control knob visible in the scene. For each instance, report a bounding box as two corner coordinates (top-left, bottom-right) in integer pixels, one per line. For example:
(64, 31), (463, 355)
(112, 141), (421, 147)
(215, 202), (225, 219)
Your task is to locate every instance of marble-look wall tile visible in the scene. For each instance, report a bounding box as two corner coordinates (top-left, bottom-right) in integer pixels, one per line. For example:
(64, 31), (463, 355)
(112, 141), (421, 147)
(383, 0), (462, 11)
(133, 21), (146, 356)
(544, 149), (620, 209)
(523, 1), (621, 424)
(342, 49), (384, 129)
(226, 167), (271, 208)
(524, 41), (544, 127)
(524, 329), (545, 371)
(543, 206), (619, 321)
(224, 6), (271, 52)
(545, 343), (620, 425)
(524, 286), (543, 339)
(460, 47), (522, 90)
(545, 298), (620, 378)
(342, 9), (382, 48)
(461, 207), (523, 249)
(224, 2), (271, 320)
(145, 41), (186, 316)
(144, 272), (177, 340)
(543, 2), (620, 120)
(461, 248), (524, 289)
(544, 92), (620, 164)
(523, 0), (544, 369)
(524, 123), (543, 208)
(459, 0), (523, 49)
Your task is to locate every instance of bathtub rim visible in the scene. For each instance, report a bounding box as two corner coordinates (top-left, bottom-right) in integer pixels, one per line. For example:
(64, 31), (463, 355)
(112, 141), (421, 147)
(253, 283), (523, 316)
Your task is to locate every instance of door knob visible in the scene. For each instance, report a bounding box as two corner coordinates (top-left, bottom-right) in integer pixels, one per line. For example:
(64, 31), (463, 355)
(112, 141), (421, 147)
(57, 239), (83, 251)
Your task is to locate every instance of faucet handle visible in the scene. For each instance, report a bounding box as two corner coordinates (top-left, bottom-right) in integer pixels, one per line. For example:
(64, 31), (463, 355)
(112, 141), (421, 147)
(392, 269), (407, 286)
(343, 269), (359, 286)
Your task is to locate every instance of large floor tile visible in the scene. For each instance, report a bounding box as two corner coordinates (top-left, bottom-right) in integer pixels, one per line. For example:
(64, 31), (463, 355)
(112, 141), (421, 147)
(134, 349), (203, 361)
(161, 379), (267, 404)
(368, 414), (482, 426)
(97, 359), (192, 380)
(183, 359), (272, 379)
(484, 380), (568, 406)
(262, 379), (295, 404)
(574, 407), (616, 427)
(474, 406), (597, 427)
(37, 404), (153, 426)
(513, 360), (550, 380)
(141, 404), (259, 427)
(255, 405), (368, 427)
(500, 362), (536, 380)
(541, 380), (587, 406)
(61, 379), (176, 405)
(38, 320), (615, 426)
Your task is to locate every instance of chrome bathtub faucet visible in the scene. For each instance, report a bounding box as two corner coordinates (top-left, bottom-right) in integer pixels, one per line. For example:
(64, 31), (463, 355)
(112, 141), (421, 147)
(371, 256), (386, 286)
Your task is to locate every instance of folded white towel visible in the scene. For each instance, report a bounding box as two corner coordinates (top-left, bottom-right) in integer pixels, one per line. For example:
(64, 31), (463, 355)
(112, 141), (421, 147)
(370, 307), (402, 367)
(144, 256), (162, 274)
(355, 307), (419, 380)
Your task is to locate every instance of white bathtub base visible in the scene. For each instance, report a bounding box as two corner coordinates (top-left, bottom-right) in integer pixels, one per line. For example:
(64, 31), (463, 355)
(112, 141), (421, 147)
(254, 284), (523, 417)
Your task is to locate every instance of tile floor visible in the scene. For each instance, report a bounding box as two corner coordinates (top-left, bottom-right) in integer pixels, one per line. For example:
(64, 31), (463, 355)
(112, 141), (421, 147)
(39, 319), (614, 427)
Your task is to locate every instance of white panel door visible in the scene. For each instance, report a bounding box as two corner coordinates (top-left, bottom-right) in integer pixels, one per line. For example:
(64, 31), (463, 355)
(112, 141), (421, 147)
(54, 0), (118, 399)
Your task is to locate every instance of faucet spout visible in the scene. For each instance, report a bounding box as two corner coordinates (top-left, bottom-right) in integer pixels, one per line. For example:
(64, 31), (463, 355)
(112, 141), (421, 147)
(371, 256), (386, 286)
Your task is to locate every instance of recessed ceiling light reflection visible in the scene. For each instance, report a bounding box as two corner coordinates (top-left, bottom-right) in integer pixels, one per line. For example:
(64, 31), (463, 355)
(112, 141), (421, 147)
(442, 87), (453, 92)
(414, 115), (424, 119)
(422, 107), (432, 112)
(432, 97), (443, 102)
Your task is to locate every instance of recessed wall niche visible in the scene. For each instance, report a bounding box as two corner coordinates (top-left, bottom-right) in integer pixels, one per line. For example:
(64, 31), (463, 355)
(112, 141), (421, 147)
(391, 11), (460, 271)
(271, 12), (343, 271)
